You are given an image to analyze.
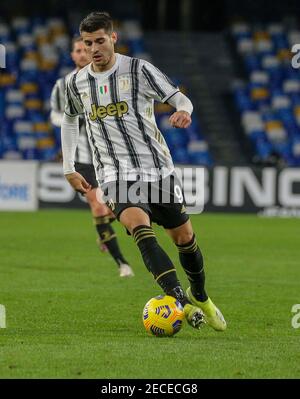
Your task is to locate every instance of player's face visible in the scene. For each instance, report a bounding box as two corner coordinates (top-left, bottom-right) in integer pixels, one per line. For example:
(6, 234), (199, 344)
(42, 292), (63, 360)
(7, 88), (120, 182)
(71, 41), (90, 69)
(81, 29), (117, 71)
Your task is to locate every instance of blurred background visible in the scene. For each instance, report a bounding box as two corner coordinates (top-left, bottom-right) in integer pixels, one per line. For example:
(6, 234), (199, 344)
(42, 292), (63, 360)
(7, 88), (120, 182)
(1, 0), (300, 214)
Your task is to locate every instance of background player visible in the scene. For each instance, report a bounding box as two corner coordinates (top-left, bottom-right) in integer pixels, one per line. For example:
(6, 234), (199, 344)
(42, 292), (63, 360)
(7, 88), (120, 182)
(61, 12), (226, 331)
(50, 36), (134, 278)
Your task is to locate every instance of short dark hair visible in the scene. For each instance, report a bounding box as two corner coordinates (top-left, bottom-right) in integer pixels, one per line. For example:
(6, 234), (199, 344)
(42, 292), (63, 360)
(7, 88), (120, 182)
(71, 36), (83, 51)
(79, 12), (113, 35)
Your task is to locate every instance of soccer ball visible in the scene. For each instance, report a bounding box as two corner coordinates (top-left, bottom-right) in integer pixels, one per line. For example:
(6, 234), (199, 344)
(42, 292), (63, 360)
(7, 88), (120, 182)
(142, 295), (184, 337)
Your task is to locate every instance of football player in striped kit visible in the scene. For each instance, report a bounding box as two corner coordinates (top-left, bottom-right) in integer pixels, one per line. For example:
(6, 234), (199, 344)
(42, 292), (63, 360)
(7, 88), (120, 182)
(61, 12), (226, 331)
(51, 36), (134, 278)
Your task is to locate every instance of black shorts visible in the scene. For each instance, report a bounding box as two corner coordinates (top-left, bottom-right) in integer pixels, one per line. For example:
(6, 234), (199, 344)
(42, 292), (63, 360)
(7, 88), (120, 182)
(102, 173), (189, 230)
(74, 162), (98, 189)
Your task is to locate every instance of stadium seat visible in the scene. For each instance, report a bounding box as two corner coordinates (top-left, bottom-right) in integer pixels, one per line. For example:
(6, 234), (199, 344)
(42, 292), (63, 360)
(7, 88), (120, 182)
(187, 141), (213, 166)
(232, 21), (300, 166)
(172, 147), (190, 164)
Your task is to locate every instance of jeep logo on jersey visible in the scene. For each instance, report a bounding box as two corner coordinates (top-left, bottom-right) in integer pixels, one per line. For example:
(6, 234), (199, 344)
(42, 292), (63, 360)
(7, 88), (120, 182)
(89, 101), (129, 120)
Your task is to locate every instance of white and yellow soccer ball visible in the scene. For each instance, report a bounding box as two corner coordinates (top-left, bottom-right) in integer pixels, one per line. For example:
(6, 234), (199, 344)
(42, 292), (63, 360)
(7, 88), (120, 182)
(142, 295), (184, 337)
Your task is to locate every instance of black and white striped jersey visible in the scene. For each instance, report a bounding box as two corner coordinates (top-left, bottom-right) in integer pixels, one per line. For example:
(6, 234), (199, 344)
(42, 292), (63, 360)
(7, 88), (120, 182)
(50, 70), (93, 165)
(64, 53), (180, 183)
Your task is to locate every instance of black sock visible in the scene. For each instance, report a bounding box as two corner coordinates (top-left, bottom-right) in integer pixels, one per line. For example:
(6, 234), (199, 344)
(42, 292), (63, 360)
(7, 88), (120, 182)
(176, 234), (208, 302)
(133, 225), (189, 306)
(94, 216), (128, 267)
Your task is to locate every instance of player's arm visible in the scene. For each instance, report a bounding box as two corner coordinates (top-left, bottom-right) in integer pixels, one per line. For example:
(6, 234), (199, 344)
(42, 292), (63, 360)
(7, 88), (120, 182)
(50, 80), (64, 127)
(61, 114), (90, 194)
(141, 60), (192, 128)
(166, 91), (193, 129)
(61, 79), (91, 194)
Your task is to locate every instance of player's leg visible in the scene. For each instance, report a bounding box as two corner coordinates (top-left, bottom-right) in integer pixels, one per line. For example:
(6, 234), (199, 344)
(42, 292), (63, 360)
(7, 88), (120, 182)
(154, 172), (226, 331)
(119, 206), (183, 298)
(166, 219), (207, 301)
(75, 162), (133, 277)
(119, 206), (205, 329)
(86, 188), (134, 277)
(166, 219), (227, 331)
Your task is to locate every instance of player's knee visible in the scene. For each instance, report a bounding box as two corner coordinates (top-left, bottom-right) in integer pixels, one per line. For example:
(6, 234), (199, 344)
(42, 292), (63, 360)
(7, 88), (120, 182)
(174, 231), (194, 246)
(91, 201), (108, 216)
(120, 208), (150, 233)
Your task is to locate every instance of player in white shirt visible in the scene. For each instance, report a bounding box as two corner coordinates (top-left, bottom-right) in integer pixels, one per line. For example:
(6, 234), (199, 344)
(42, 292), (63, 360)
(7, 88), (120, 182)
(61, 12), (226, 331)
(51, 36), (134, 278)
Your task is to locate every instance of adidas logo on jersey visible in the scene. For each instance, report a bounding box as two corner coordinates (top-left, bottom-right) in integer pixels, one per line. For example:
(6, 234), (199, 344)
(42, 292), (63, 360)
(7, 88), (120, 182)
(89, 101), (129, 120)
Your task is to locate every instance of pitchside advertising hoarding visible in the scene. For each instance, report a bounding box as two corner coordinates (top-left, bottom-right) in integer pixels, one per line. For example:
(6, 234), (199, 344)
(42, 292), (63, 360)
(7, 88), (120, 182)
(0, 161), (300, 215)
(0, 161), (38, 211)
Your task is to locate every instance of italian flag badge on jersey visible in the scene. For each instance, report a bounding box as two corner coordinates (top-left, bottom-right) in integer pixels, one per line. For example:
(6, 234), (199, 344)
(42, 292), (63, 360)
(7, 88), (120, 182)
(99, 85), (108, 95)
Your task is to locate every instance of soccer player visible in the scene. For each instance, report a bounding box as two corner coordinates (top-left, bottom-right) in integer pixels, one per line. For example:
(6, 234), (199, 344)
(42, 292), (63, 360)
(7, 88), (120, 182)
(51, 36), (134, 278)
(61, 11), (226, 331)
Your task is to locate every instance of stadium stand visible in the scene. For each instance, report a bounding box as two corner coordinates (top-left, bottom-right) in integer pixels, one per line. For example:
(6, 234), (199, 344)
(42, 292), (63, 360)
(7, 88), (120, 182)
(232, 22), (300, 166)
(0, 16), (212, 165)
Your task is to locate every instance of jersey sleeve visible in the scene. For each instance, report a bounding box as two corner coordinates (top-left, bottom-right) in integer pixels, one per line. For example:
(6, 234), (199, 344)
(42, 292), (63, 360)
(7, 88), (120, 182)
(64, 74), (84, 117)
(140, 60), (180, 103)
(50, 77), (66, 113)
(50, 81), (60, 112)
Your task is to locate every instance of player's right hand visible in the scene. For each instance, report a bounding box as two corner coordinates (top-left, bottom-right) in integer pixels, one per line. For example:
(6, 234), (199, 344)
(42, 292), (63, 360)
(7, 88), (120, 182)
(65, 172), (91, 194)
(169, 111), (192, 129)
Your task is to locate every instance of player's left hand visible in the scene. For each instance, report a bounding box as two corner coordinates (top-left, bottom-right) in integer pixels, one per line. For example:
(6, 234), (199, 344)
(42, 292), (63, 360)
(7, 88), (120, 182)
(169, 111), (191, 129)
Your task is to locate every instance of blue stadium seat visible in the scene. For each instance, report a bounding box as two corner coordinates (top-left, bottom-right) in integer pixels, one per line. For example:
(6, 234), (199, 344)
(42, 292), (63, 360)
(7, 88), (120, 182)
(189, 151), (213, 166)
(162, 128), (189, 150)
(232, 21), (300, 165)
(172, 147), (190, 164)
(187, 140), (213, 166)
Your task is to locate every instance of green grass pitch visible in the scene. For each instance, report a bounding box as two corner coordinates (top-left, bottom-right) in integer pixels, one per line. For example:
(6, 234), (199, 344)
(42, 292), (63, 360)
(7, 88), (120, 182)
(0, 210), (299, 379)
